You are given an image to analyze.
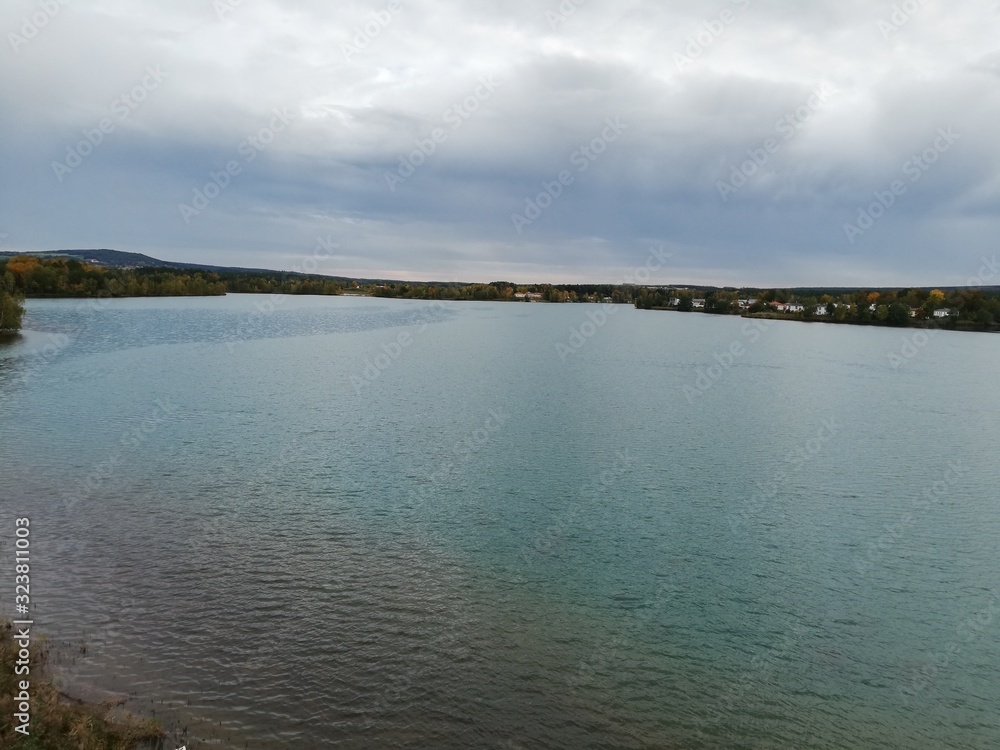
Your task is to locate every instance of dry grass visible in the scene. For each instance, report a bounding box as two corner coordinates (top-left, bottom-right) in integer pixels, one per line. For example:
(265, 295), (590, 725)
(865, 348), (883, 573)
(0, 620), (163, 749)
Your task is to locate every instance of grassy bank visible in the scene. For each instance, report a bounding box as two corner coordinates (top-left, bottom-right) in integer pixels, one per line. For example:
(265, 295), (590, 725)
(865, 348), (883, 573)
(0, 620), (163, 749)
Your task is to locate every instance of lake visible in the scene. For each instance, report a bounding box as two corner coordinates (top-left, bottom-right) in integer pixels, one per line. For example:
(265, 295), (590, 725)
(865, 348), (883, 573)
(1, 294), (998, 749)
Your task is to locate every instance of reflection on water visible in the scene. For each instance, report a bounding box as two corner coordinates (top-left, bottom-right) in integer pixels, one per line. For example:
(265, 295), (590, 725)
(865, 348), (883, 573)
(2, 295), (999, 748)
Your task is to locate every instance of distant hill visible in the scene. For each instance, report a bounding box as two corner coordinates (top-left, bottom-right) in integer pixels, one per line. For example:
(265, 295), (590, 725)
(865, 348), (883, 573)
(0, 248), (474, 287)
(0, 248), (336, 277)
(1, 249), (996, 294)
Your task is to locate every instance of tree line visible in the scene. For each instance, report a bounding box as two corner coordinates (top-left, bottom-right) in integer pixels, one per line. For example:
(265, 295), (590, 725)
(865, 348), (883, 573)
(0, 255), (356, 334)
(0, 256), (354, 332)
(2, 256), (228, 298)
(634, 287), (1000, 330)
(2, 254), (998, 334)
(371, 281), (625, 302)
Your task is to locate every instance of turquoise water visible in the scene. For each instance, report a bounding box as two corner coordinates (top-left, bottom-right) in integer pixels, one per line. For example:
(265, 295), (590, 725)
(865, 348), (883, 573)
(1, 294), (998, 749)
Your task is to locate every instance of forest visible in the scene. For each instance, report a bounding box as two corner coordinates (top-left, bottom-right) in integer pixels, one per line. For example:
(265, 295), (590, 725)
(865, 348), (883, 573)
(0, 255), (347, 301)
(2, 255), (998, 334)
(0, 256), (353, 333)
(370, 281), (624, 302)
(634, 286), (1000, 330)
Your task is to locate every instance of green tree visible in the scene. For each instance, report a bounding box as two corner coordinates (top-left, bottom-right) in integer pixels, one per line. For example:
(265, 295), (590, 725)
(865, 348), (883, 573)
(886, 302), (910, 327)
(0, 290), (24, 332)
(707, 294), (733, 314)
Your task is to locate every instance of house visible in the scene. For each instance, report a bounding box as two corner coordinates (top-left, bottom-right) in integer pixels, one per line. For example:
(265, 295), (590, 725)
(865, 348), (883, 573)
(771, 302), (787, 312)
(692, 298), (706, 309)
(909, 307), (921, 318)
(932, 308), (954, 318)
(814, 304), (828, 316)
(668, 297), (680, 307)
(737, 298), (757, 309)
(785, 303), (805, 313)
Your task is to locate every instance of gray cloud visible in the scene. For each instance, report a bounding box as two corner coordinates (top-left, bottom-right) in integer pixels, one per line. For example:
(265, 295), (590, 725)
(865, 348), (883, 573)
(2, 0), (999, 285)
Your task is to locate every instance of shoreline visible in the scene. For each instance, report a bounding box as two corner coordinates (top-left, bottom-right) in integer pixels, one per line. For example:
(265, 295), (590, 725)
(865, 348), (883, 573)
(0, 619), (164, 748)
(11, 291), (999, 337)
(644, 305), (1000, 334)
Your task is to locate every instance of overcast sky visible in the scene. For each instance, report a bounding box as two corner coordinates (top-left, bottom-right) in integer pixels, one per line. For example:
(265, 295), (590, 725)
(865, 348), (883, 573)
(2, 0), (998, 286)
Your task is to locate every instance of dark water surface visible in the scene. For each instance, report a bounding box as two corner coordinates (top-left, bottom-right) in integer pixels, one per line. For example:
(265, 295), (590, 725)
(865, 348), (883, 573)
(1, 294), (998, 749)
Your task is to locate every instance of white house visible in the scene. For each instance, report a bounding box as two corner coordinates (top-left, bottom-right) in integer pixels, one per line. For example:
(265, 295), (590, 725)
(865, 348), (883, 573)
(932, 308), (954, 318)
(692, 298), (706, 309)
(785, 303), (805, 313)
(814, 304), (828, 316)
(668, 297), (680, 307)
